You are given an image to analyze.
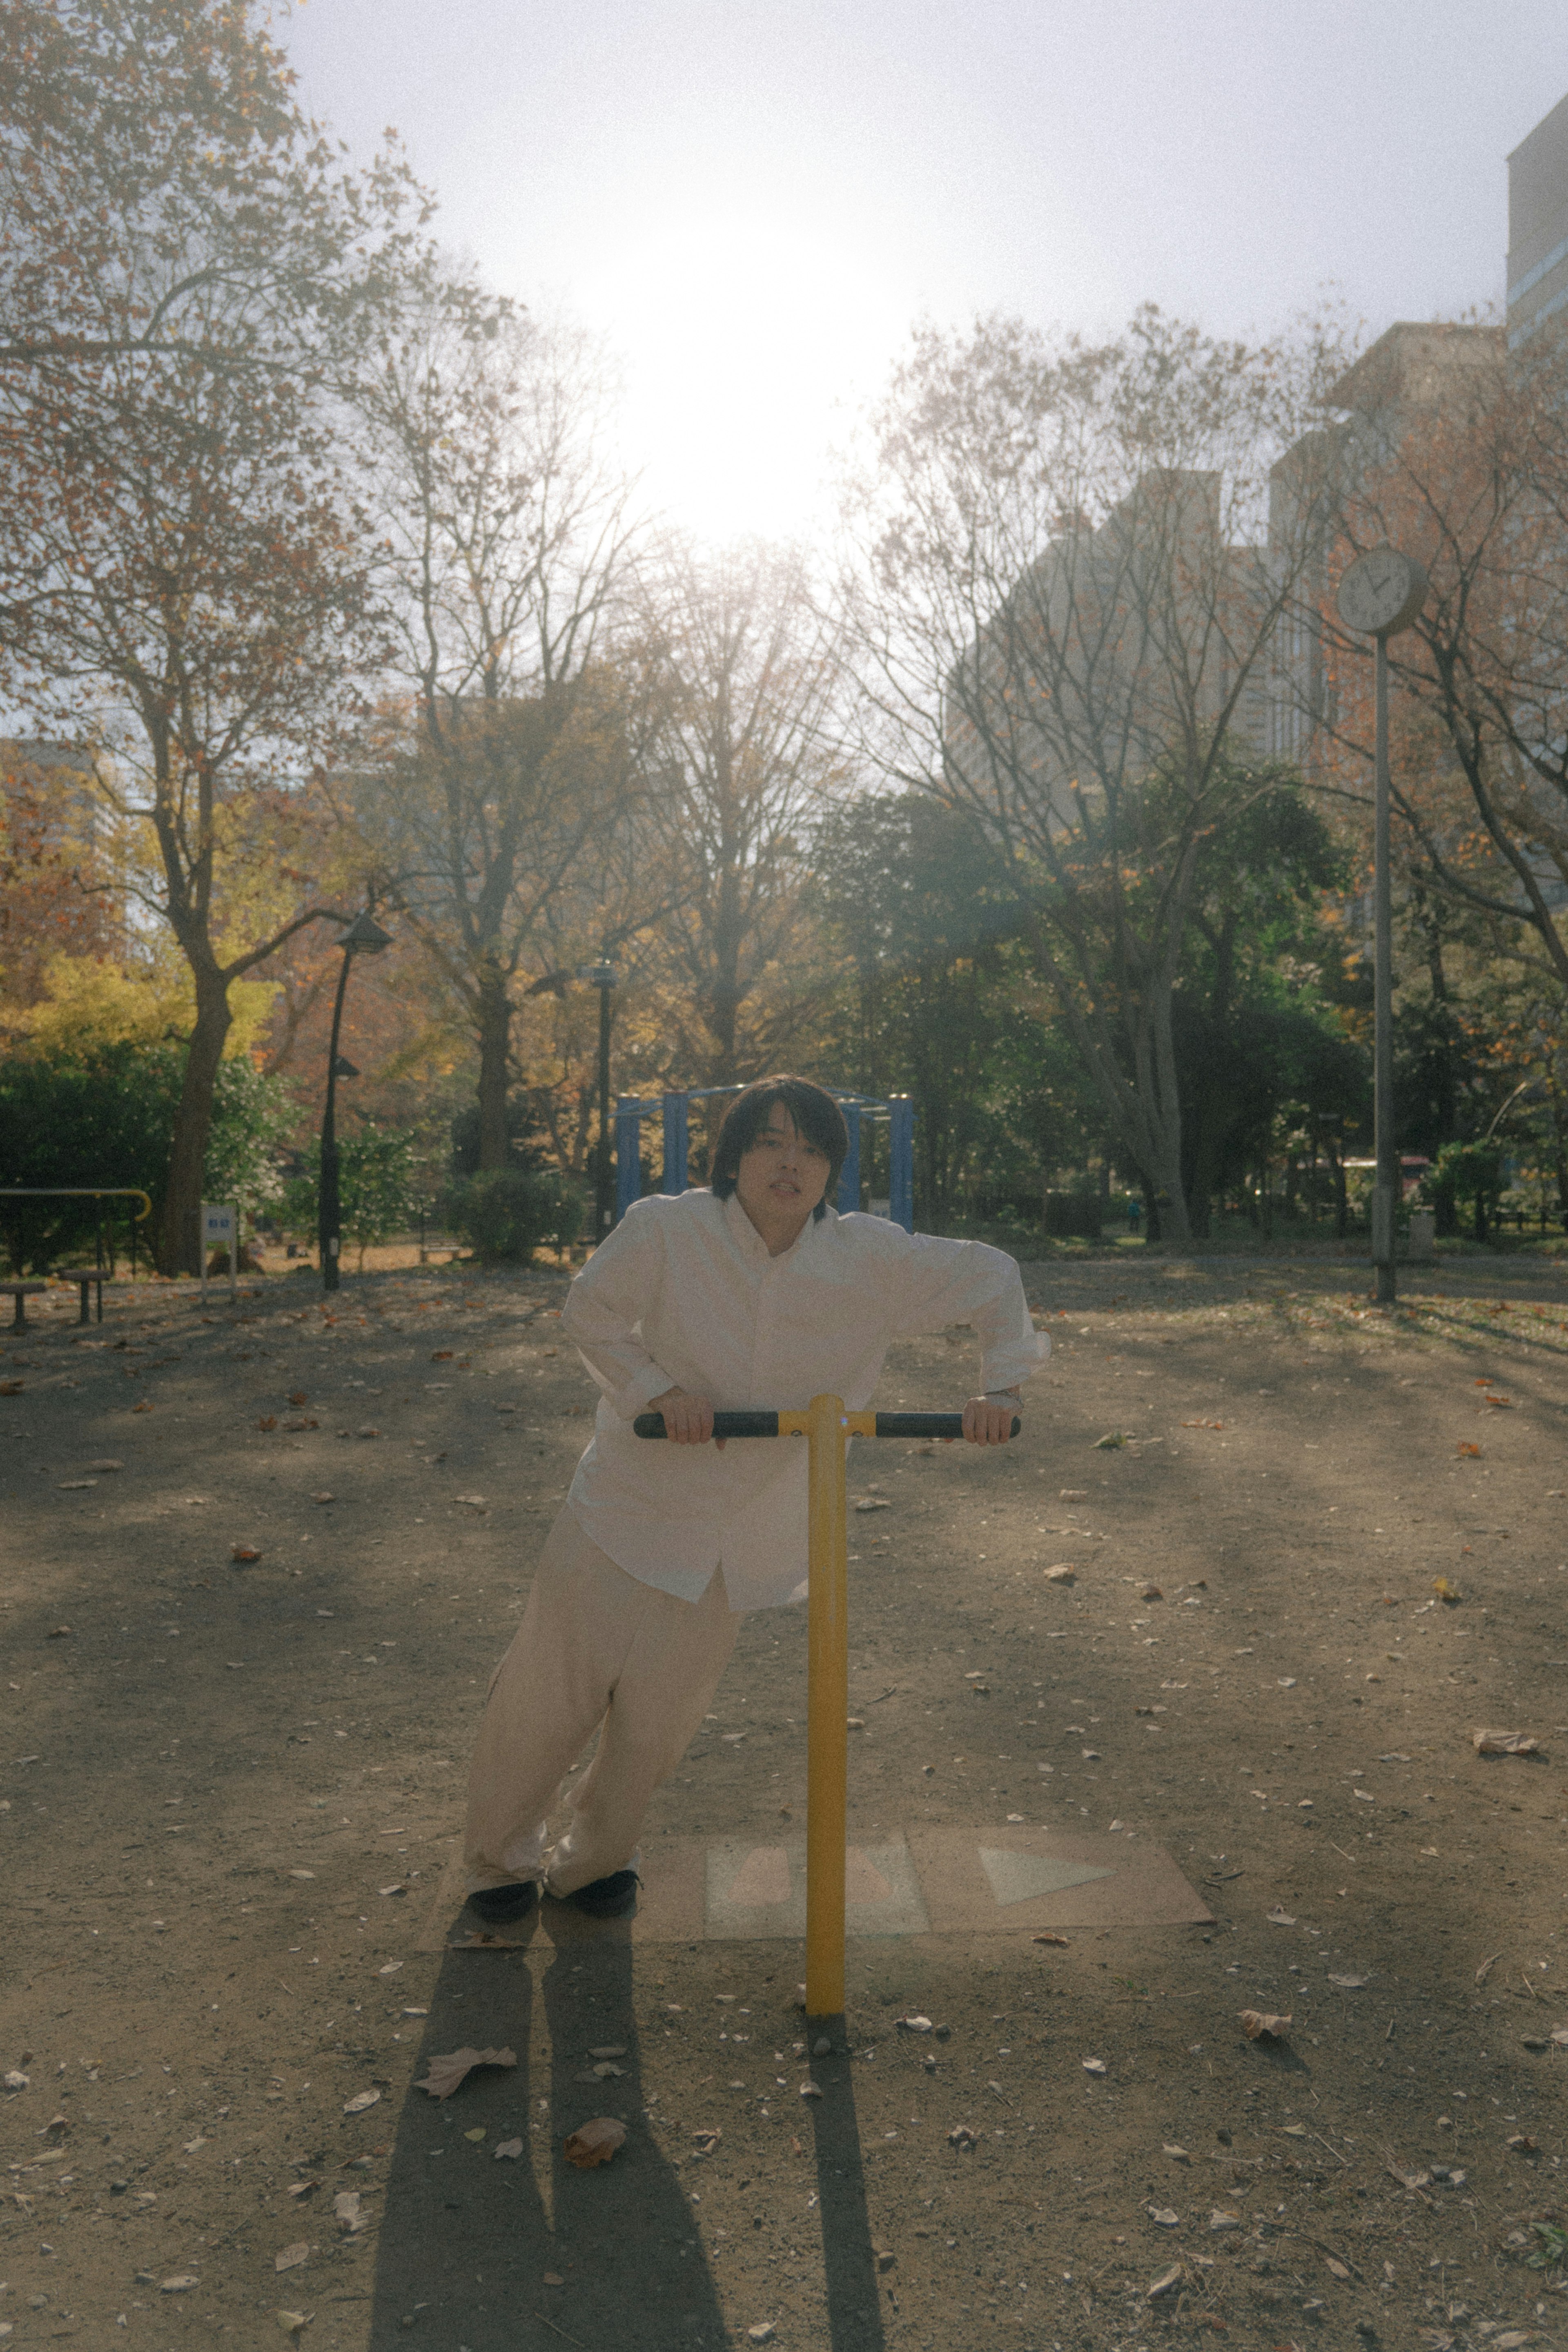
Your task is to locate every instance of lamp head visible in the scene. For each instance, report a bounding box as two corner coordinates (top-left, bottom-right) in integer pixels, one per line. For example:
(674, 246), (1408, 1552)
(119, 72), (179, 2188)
(338, 911), (393, 956)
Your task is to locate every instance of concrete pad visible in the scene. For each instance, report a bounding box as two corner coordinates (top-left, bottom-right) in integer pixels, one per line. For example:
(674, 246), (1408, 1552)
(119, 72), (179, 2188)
(703, 1836), (930, 1940)
(978, 1848), (1115, 1906)
(907, 1825), (1212, 1933)
(412, 1826), (1208, 1947)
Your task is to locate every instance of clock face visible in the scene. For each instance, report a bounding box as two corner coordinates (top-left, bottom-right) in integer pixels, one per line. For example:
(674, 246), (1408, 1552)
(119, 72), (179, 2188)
(1336, 548), (1428, 637)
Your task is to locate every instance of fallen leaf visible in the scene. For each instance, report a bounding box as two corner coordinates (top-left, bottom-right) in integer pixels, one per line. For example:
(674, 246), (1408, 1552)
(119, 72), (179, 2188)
(1388, 2166), (1431, 2189)
(283, 1416), (319, 1432)
(1082, 2057), (1107, 2076)
(1472, 1728), (1540, 1756)
(446, 1931), (524, 1951)
(274, 2242), (310, 2273)
(311, 1492), (334, 1505)
(356, 1425), (380, 1440)
(542, 2270), (565, 2286)
(588, 2044), (628, 2059)
(1483, 1391), (1513, 1408)
(160, 2274), (198, 2292)
(1059, 1488), (1087, 1500)
(1209, 2209), (1240, 2229)
(798, 2080), (824, 2099)
(46, 1624), (71, 1638)
(494, 2138), (524, 2160)
(257, 1415), (278, 1432)
(463, 2127), (486, 2141)
(1506, 2133), (1537, 2153)
(415, 2047), (517, 2101)
(1147, 2264), (1182, 2298)
(87, 1458), (123, 1471)
(1141, 1583), (1163, 1601)
(947, 2124), (978, 2148)
(287, 2180), (321, 2200)
(379, 1886), (405, 1900)
(288, 1392), (308, 1407)
(1325, 2256), (1351, 2280)
(1432, 1577), (1462, 1603)
(591, 2061), (624, 2079)
(853, 1496), (892, 1512)
(1327, 1973), (1368, 1989)
(1093, 1430), (1129, 1449)
(341, 2088), (381, 2115)
(562, 2116), (626, 2168)
(431, 1349), (453, 1360)
(1456, 1440), (1482, 1456)
(57, 1478), (96, 1491)
(1266, 1908), (1297, 1926)
(131, 1399), (152, 1413)
(0, 1379), (23, 1396)
(1180, 1418), (1225, 1430)
(1045, 1564), (1076, 1584)
(231, 1543), (262, 1563)
(1239, 2010), (1292, 2040)
(333, 2190), (367, 2233)
(1147, 2204), (1179, 2226)
(1031, 1932), (1070, 1947)
(453, 1494), (488, 1511)
(690, 2129), (721, 2153)
(274, 2313), (313, 2338)
(747, 2327), (776, 2345)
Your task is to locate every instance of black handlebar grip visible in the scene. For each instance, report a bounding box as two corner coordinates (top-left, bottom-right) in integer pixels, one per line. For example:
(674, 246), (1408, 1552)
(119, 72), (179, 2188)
(633, 1409), (782, 1439)
(874, 1411), (1020, 1438)
(632, 1408), (1020, 1440)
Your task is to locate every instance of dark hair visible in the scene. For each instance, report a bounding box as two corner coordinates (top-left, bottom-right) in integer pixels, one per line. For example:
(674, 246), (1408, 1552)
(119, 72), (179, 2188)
(710, 1077), (849, 1221)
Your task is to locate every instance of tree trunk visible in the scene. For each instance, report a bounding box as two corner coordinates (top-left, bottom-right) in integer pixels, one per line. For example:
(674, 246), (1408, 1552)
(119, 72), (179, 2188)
(476, 961), (512, 1172)
(158, 972), (232, 1276)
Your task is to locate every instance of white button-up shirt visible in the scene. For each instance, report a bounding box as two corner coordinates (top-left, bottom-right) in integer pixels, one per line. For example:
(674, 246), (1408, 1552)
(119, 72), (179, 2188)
(559, 1188), (1049, 1611)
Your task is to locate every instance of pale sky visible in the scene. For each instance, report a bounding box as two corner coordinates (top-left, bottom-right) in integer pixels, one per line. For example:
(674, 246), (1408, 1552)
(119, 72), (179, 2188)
(278, 0), (1568, 544)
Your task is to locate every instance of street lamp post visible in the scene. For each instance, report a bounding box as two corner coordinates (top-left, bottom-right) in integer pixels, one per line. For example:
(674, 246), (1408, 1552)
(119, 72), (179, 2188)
(578, 959), (618, 1245)
(1336, 549), (1428, 1306)
(318, 911), (393, 1293)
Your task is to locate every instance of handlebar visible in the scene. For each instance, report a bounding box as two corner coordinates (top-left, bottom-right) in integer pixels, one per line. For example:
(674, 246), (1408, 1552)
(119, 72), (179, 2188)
(632, 1409), (1021, 1440)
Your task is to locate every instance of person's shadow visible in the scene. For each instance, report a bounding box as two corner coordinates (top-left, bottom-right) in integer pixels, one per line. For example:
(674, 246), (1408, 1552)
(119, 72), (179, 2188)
(369, 1911), (728, 2350)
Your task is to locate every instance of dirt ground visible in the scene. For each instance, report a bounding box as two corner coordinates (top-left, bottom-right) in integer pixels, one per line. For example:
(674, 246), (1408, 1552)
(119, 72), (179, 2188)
(3, 1244), (1568, 2352)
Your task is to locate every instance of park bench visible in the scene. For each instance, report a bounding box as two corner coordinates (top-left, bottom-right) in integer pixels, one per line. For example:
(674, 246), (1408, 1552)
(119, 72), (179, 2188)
(55, 1267), (114, 1325)
(0, 1280), (47, 1333)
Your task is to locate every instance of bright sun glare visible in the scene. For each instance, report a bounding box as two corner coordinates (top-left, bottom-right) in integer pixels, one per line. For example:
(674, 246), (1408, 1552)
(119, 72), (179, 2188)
(586, 202), (910, 545)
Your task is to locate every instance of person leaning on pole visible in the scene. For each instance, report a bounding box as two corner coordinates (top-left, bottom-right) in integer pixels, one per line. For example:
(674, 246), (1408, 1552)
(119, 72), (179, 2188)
(461, 1074), (1049, 1924)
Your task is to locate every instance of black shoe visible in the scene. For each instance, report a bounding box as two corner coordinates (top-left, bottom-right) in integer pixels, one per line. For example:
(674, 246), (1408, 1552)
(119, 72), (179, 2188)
(563, 1868), (639, 1919)
(468, 1879), (539, 1926)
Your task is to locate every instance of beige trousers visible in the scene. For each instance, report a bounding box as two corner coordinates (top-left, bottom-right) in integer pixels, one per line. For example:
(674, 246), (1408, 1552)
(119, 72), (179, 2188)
(463, 1505), (741, 1899)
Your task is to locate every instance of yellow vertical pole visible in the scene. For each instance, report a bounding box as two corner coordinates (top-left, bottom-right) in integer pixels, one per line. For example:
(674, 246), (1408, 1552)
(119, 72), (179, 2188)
(804, 1391), (848, 2017)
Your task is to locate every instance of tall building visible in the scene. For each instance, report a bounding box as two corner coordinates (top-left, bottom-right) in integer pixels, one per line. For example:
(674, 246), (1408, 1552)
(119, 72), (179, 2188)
(1507, 90), (1568, 348)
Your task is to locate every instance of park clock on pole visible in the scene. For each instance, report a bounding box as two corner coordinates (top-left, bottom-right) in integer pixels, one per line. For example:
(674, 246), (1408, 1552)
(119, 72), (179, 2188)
(1336, 547), (1428, 640)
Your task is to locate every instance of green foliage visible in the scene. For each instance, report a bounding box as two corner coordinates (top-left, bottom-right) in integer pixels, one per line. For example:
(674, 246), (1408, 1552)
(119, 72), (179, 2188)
(1528, 2219), (1568, 2272)
(0, 1044), (181, 1272)
(283, 1126), (423, 1269)
(445, 1167), (583, 1264)
(203, 1060), (299, 1234)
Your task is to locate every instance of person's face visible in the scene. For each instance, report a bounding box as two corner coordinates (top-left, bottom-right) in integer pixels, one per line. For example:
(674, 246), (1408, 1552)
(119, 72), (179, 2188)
(733, 1102), (832, 1232)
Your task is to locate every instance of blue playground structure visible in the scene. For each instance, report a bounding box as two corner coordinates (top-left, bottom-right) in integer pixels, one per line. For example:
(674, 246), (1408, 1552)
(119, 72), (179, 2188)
(615, 1088), (915, 1231)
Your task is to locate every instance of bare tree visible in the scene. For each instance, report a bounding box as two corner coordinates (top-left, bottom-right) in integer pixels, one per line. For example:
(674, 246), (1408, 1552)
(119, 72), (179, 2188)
(1293, 323), (1568, 1002)
(839, 307), (1344, 1242)
(627, 538), (848, 1087)
(351, 285), (641, 1166)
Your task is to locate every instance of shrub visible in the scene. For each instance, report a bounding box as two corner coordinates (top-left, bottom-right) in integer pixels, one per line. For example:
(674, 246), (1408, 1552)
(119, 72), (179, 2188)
(281, 1125), (423, 1269)
(446, 1167), (583, 1264)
